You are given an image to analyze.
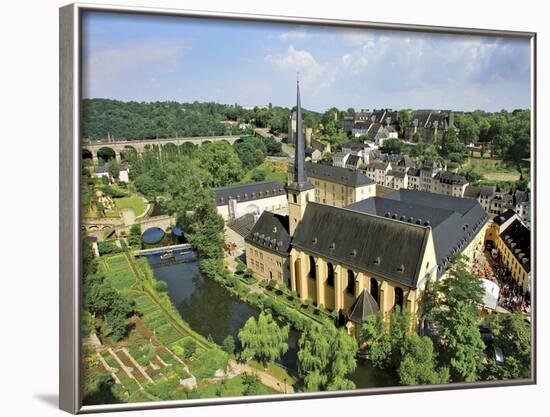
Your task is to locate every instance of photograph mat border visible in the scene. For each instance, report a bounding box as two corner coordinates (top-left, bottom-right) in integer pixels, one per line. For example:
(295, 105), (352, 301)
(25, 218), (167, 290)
(59, 2), (537, 414)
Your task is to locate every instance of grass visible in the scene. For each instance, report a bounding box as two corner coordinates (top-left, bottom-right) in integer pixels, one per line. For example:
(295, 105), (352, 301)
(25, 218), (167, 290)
(114, 195), (147, 217)
(241, 160), (290, 185)
(465, 157), (526, 182)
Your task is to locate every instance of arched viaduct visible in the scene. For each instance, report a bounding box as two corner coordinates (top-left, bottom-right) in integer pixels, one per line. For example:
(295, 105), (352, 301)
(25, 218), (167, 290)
(82, 135), (241, 164)
(82, 214), (176, 241)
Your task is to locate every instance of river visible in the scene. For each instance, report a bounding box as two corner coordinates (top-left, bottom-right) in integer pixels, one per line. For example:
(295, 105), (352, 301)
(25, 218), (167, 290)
(145, 253), (397, 389)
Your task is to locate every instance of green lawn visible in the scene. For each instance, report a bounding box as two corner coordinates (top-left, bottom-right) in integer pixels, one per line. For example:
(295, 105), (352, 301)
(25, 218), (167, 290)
(241, 160), (289, 185)
(466, 157), (526, 182)
(114, 195), (147, 217)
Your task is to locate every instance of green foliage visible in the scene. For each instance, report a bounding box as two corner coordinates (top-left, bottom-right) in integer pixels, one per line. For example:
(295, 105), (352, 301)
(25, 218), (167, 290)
(107, 159), (120, 180)
(242, 374), (264, 396)
(192, 348), (229, 379)
(454, 114), (480, 144)
(197, 141), (244, 187)
(97, 240), (124, 255)
(238, 312), (289, 365)
(155, 280), (168, 293)
(397, 109), (413, 136)
(439, 128), (469, 165)
(398, 334), (449, 385)
(181, 337), (198, 359)
(128, 224), (142, 249)
(251, 169), (267, 182)
(83, 270), (134, 341)
(264, 136), (284, 155)
(439, 301), (486, 382)
(362, 307), (411, 370)
(298, 325), (357, 391)
(222, 335), (236, 355)
(381, 138), (404, 155)
(484, 313), (531, 380)
(233, 136), (267, 171)
(82, 99), (240, 140)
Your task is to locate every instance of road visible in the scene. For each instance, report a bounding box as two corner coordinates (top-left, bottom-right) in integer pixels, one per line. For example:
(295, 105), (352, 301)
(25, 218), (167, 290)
(254, 128), (294, 161)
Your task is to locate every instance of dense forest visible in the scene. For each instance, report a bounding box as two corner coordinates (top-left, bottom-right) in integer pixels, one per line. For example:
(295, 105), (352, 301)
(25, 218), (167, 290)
(82, 98), (325, 140)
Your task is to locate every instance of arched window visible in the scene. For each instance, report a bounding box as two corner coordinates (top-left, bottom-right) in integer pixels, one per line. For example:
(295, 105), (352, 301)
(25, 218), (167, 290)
(370, 278), (379, 303)
(347, 269), (355, 295)
(394, 287), (404, 309)
(309, 256), (316, 279)
(327, 263), (334, 287)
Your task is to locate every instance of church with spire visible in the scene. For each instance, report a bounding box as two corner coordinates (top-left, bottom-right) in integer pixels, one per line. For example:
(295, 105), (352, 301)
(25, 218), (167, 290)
(244, 81), (488, 332)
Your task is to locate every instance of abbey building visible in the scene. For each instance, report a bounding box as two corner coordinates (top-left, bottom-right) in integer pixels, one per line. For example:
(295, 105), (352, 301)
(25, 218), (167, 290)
(244, 81), (488, 330)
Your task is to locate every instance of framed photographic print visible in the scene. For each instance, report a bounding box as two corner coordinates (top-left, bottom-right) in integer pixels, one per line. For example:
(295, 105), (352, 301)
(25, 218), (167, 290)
(59, 2), (536, 414)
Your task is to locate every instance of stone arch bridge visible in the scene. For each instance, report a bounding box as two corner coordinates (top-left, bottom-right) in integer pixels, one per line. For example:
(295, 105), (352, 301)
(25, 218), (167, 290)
(82, 214), (176, 241)
(82, 135), (241, 163)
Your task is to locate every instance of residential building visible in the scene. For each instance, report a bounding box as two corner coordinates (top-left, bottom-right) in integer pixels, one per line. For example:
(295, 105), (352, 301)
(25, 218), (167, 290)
(432, 171), (469, 197)
(485, 210), (531, 291)
(332, 151), (350, 168)
(304, 162), (375, 207)
(364, 161), (392, 185)
(404, 110), (454, 143)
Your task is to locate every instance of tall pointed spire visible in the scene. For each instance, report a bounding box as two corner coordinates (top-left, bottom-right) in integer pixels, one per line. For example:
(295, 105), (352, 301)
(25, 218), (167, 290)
(289, 77), (311, 190)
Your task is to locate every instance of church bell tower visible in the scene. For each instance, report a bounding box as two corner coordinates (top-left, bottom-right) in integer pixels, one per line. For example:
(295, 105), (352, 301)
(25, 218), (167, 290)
(286, 79), (314, 237)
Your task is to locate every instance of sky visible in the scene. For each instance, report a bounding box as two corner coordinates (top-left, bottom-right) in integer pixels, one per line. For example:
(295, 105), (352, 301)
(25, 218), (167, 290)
(82, 12), (531, 112)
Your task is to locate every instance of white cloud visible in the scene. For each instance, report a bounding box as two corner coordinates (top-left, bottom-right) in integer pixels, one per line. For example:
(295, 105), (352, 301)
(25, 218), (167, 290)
(280, 26), (311, 41)
(83, 41), (188, 96)
(265, 45), (335, 95)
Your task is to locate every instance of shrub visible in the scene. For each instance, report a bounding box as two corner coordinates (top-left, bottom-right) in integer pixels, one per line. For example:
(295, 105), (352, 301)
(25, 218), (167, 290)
(182, 338), (197, 359)
(97, 240), (124, 255)
(268, 279), (278, 289)
(192, 348), (229, 379)
(155, 280), (168, 293)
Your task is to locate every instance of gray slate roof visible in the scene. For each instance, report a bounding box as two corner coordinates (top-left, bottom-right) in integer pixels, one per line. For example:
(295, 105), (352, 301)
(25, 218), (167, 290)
(292, 202), (431, 288)
(347, 190), (488, 276)
(435, 171), (469, 186)
(348, 289), (380, 323)
(227, 213), (256, 238)
(213, 180), (285, 207)
(500, 219), (531, 272)
(245, 211), (291, 256)
(305, 162), (374, 187)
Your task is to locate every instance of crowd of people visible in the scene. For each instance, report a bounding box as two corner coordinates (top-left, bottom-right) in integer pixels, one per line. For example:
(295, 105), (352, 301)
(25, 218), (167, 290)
(472, 253), (530, 313)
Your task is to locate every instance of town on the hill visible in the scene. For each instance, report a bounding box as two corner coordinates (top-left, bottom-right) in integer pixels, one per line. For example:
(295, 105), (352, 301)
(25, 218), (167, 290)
(80, 82), (531, 405)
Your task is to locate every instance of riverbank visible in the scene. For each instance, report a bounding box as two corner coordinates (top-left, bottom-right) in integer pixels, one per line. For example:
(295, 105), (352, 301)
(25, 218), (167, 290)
(83, 252), (286, 404)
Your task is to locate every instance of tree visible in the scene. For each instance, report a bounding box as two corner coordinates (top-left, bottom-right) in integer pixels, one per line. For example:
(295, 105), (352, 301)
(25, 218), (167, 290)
(251, 169), (267, 182)
(298, 325), (357, 391)
(439, 128), (469, 165)
(181, 338), (197, 358)
(196, 141), (244, 187)
(128, 224), (142, 249)
(455, 114), (480, 144)
(155, 280), (168, 293)
(397, 109), (413, 137)
(238, 312), (289, 365)
(222, 335), (236, 355)
(362, 307), (411, 370)
(233, 136), (267, 171)
(439, 301), (486, 382)
(398, 334), (449, 385)
(107, 159), (120, 181)
(484, 313), (531, 380)
(265, 136), (283, 156)
(380, 138), (404, 155)
(242, 374), (263, 396)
